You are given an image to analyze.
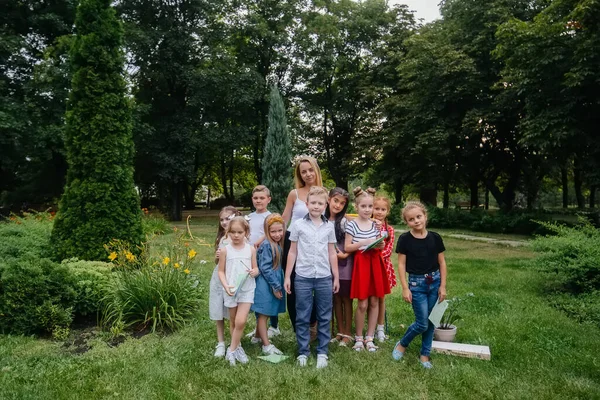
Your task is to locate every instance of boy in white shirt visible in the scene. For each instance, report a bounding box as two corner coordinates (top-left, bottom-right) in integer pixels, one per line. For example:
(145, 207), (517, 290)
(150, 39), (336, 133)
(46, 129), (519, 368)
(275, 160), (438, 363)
(285, 186), (339, 369)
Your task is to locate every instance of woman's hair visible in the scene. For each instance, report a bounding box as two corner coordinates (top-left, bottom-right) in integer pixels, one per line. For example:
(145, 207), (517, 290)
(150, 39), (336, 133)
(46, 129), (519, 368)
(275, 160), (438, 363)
(293, 155), (323, 188)
(263, 213), (285, 270)
(373, 195), (392, 225)
(353, 186), (377, 205)
(215, 206), (242, 250)
(401, 201), (428, 224)
(225, 216), (250, 238)
(325, 187), (350, 242)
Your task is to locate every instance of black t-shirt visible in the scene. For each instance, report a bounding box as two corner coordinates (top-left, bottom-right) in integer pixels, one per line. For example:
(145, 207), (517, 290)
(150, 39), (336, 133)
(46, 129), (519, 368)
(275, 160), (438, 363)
(395, 231), (445, 275)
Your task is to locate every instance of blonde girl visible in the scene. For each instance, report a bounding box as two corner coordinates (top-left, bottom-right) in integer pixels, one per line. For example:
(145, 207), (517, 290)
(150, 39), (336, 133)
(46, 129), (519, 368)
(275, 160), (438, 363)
(344, 187), (390, 352)
(325, 187), (354, 347)
(281, 155), (323, 332)
(372, 195), (396, 342)
(392, 202), (447, 369)
(251, 214), (286, 355)
(210, 206), (241, 357)
(218, 216), (260, 366)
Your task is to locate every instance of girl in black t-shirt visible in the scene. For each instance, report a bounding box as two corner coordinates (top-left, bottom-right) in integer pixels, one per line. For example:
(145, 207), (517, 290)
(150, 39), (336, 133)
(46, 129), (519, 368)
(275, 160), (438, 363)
(392, 201), (447, 369)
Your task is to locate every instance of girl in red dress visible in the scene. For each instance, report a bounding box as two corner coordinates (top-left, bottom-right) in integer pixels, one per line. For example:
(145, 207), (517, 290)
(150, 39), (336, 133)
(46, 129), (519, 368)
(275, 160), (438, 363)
(345, 187), (390, 352)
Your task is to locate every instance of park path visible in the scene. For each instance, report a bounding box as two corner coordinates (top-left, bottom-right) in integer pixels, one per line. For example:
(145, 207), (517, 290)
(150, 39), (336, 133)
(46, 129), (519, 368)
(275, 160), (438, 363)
(395, 230), (528, 247)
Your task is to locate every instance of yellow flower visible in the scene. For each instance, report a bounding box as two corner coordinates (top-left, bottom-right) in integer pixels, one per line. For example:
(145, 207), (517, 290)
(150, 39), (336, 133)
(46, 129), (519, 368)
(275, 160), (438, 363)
(183, 268), (190, 274)
(174, 263), (181, 269)
(125, 251), (135, 262)
(162, 257), (170, 265)
(188, 249), (197, 259)
(108, 252), (117, 261)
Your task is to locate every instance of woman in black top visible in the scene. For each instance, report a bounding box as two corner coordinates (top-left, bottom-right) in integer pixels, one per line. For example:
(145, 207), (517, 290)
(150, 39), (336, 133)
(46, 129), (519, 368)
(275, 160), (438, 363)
(391, 201), (447, 369)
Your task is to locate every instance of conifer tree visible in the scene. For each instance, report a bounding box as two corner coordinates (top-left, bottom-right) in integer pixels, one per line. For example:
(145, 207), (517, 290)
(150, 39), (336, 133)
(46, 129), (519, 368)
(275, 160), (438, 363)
(51, 0), (142, 260)
(262, 86), (292, 213)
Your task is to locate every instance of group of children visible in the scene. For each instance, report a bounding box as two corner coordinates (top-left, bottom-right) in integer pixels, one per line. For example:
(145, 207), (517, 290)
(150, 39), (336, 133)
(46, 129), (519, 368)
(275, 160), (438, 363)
(209, 161), (447, 370)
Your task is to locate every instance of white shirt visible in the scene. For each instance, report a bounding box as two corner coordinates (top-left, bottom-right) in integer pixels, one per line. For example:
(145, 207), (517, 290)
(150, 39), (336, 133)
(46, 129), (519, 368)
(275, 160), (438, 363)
(248, 210), (271, 245)
(288, 214), (336, 279)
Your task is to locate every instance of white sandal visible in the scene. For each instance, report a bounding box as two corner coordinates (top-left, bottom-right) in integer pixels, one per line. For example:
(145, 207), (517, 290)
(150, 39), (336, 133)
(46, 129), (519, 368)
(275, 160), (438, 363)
(365, 336), (379, 352)
(352, 336), (364, 352)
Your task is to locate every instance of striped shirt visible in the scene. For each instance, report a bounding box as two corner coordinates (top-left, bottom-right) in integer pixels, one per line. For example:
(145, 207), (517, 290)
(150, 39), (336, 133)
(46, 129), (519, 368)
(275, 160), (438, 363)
(345, 220), (379, 243)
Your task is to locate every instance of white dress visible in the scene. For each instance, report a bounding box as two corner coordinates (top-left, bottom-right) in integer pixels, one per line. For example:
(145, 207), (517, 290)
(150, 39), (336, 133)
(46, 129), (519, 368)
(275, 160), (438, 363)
(223, 242), (256, 308)
(209, 237), (230, 320)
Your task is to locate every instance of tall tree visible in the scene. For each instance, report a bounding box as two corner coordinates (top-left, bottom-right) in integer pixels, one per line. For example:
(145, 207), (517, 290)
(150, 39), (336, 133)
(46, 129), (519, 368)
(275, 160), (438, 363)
(262, 86), (292, 213)
(51, 0), (142, 260)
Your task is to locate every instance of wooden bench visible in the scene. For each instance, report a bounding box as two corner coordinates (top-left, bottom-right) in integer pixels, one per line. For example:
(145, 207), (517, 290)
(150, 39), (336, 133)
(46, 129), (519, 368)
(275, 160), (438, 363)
(455, 201), (471, 210)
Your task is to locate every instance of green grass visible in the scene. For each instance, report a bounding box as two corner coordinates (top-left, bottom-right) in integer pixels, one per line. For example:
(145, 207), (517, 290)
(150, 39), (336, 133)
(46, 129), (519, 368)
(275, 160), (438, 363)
(1, 216), (600, 399)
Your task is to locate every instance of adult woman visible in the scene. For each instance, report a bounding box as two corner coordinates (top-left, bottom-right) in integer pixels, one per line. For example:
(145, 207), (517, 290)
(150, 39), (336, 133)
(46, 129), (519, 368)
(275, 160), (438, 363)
(281, 156), (323, 331)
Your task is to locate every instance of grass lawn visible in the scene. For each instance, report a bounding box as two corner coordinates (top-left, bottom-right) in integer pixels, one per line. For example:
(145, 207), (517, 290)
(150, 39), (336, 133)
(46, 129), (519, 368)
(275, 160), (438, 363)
(1, 216), (599, 399)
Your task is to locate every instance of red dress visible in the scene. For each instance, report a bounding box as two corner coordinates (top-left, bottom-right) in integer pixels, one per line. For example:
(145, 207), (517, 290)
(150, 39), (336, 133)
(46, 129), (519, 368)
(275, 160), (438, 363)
(380, 223), (397, 289)
(350, 247), (391, 300)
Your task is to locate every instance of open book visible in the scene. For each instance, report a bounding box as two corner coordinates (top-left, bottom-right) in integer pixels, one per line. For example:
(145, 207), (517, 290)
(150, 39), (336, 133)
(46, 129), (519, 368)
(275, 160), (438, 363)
(359, 231), (388, 253)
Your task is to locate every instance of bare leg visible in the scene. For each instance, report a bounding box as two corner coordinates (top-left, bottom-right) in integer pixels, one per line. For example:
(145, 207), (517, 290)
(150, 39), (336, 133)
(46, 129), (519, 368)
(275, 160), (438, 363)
(354, 299), (368, 337)
(230, 303), (251, 350)
(333, 294), (343, 335)
(366, 296), (379, 337)
(377, 297), (386, 325)
(216, 319), (225, 343)
(257, 314), (270, 347)
(342, 297), (354, 336)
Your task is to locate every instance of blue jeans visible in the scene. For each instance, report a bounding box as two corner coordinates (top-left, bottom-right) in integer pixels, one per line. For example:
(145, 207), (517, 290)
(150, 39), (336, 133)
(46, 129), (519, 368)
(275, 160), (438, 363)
(400, 270), (441, 357)
(295, 275), (333, 356)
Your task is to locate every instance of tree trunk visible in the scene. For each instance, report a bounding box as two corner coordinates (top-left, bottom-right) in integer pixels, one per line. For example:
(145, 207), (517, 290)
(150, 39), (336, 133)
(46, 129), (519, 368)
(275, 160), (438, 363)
(561, 165), (569, 209)
(394, 177), (403, 206)
(183, 181), (198, 210)
(443, 180), (449, 209)
(485, 188), (489, 210)
(220, 155), (229, 200)
(469, 179), (479, 209)
(419, 187), (437, 207)
(207, 187), (212, 209)
(228, 149), (234, 202)
(573, 158), (585, 208)
(169, 181), (182, 221)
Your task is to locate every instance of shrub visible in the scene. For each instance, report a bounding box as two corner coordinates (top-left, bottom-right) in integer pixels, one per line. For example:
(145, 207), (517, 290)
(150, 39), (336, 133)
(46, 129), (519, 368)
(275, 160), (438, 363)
(142, 212), (169, 237)
(0, 212), (54, 262)
(532, 220), (600, 294)
(0, 257), (76, 335)
(61, 258), (112, 317)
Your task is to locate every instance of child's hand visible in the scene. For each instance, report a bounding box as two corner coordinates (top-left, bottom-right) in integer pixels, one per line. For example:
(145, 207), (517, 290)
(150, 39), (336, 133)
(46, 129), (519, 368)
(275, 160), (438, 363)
(438, 285), (446, 302)
(273, 289), (283, 299)
(224, 285), (235, 297)
(375, 240), (385, 249)
(284, 277), (292, 294)
(332, 278), (340, 294)
(337, 251), (349, 260)
(373, 219), (383, 230)
(249, 268), (260, 278)
(402, 287), (412, 303)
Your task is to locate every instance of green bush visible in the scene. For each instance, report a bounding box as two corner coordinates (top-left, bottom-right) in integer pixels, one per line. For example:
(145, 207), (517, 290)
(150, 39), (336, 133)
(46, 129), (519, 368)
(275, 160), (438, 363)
(0, 257), (76, 335)
(0, 213), (53, 262)
(141, 213), (169, 237)
(532, 220), (600, 294)
(102, 266), (201, 333)
(61, 258), (112, 317)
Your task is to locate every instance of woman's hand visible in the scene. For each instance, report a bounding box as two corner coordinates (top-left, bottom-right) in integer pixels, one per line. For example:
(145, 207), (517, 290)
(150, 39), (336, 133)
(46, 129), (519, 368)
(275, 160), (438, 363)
(438, 285), (447, 302)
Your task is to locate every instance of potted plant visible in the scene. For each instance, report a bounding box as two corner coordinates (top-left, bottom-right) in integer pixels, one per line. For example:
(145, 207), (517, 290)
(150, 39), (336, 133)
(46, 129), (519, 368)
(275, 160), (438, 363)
(434, 293), (473, 342)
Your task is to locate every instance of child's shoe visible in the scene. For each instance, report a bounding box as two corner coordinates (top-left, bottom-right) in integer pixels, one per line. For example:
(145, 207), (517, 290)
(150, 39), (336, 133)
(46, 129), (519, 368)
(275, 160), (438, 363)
(267, 326), (281, 338)
(262, 344), (283, 355)
(420, 358), (433, 369)
(214, 342), (226, 358)
(352, 336), (364, 352)
(297, 355), (308, 367)
(392, 340), (405, 361)
(316, 354), (328, 369)
(225, 348), (236, 366)
(245, 328), (256, 338)
(365, 336), (379, 352)
(233, 346), (249, 364)
(375, 327), (387, 343)
(250, 336), (262, 344)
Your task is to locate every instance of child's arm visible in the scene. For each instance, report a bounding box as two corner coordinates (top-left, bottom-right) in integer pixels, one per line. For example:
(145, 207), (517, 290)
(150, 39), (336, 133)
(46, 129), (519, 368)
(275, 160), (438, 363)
(398, 253), (411, 303)
(284, 241), (298, 294)
(329, 243), (339, 293)
(381, 225), (395, 257)
(257, 244), (282, 293)
(438, 252), (447, 302)
(344, 233), (375, 253)
(218, 247), (234, 296)
(253, 235), (265, 248)
(249, 246), (260, 278)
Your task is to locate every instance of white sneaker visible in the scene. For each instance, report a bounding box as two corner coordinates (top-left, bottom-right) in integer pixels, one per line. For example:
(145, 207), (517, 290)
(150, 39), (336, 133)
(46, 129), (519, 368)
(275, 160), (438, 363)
(316, 354), (328, 369)
(214, 342), (226, 357)
(297, 355), (308, 367)
(234, 346), (249, 364)
(245, 328), (256, 338)
(375, 329), (387, 343)
(250, 336), (262, 344)
(225, 348), (236, 366)
(262, 344), (283, 355)
(267, 326), (281, 338)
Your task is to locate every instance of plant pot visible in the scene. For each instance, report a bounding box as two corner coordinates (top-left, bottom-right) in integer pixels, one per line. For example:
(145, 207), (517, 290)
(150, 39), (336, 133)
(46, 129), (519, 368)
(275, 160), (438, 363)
(434, 325), (457, 342)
